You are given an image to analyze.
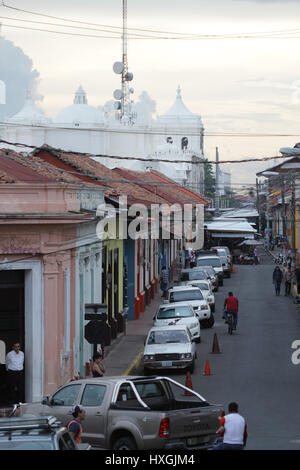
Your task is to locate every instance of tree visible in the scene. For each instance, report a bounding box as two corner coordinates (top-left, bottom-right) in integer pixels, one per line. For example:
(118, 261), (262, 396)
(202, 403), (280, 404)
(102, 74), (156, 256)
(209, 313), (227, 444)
(204, 159), (216, 199)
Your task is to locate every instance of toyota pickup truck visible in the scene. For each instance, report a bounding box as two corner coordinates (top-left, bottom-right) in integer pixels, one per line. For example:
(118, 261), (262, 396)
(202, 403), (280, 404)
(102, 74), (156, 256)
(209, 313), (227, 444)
(13, 376), (223, 450)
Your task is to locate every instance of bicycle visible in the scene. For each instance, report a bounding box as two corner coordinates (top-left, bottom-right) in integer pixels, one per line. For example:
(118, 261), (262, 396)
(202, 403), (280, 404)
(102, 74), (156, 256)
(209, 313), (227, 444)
(227, 311), (234, 335)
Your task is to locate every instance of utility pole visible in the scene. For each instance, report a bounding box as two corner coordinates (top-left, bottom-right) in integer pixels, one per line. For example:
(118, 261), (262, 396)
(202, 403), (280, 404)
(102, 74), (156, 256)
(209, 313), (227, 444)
(256, 178), (261, 233)
(290, 172), (297, 266)
(281, 175), (286, 239)
(215, 147), (220, 217)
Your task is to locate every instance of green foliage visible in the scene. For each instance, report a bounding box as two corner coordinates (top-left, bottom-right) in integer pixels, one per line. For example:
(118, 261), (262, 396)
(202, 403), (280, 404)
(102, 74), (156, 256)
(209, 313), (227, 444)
(204, 159), (215, 199)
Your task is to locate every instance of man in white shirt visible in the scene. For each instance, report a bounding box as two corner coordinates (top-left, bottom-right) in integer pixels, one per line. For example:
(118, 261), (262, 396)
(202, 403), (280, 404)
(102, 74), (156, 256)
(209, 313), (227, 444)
(6, 342), (24, 404)
(213, 402), (248, 450)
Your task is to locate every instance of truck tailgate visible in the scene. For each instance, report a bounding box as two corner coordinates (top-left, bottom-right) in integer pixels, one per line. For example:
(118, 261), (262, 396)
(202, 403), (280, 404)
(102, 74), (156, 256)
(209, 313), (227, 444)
(167, 406), (222, 443)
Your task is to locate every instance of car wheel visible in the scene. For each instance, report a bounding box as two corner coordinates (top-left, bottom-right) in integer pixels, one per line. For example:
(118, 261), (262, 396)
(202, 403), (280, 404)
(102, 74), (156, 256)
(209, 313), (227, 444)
(112, 435), (137, 450)
(195, 336), (201, 344)
(207, 314), (215, 328)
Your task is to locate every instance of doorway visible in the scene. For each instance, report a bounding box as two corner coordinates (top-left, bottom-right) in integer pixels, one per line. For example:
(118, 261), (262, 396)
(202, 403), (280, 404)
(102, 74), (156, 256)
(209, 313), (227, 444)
(0, 270), (25, 406)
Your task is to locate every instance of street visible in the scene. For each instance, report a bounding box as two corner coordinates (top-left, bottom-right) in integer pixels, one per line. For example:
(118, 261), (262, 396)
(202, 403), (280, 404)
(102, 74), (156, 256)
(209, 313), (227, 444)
(136, 253), (300, 450)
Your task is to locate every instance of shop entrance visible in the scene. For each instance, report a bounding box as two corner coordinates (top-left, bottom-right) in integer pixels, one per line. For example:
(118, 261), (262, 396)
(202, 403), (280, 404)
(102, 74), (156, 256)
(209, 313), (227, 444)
(0, 270), (25, 406)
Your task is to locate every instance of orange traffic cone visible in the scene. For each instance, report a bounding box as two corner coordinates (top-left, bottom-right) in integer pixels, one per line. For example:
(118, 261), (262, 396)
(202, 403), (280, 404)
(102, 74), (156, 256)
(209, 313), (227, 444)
(203, 360), (212, 376)
(184, 371), (193, 396)
(211, 333), (221, 354)
(231, 263), (236, 273)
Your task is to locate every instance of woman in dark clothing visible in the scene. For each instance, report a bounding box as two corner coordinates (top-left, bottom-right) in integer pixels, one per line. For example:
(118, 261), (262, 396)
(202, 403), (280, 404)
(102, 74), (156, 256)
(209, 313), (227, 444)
(273, 266), (283, 296)
(91, 351), (105, 377)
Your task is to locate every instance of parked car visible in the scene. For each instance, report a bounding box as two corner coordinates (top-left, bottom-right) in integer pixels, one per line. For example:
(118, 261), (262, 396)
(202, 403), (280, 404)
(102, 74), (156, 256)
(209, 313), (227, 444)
(198, 266), (219, 292)
(196, 255), (224, 286)
(180, 268), (212, 290)
(154, 302), (201, 342)
(219, 255), (231, 278)
(185, 279), (215, 313)
(13, 376), (224, 450)
(144, 325), (197, 373)
(211, 246), (232, 263)
(167, 286), (213, 328)
(0, 415), (90, 450)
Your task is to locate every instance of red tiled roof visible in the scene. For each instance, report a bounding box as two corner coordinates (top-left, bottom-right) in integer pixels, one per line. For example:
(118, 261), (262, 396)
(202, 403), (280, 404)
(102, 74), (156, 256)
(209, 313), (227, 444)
(0, 148), (89, 185)
(32, 146), (169, 206)
(113, 168), (209, 207)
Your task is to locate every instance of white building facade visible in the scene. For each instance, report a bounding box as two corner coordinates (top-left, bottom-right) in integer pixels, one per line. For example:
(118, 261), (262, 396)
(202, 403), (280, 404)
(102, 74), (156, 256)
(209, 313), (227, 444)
(3, 85), (205, 194)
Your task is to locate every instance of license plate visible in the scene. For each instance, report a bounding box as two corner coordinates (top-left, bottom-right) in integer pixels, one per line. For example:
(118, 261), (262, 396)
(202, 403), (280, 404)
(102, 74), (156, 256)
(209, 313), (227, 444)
(187, 437), (199, 446)
(162, 361), (172, 367)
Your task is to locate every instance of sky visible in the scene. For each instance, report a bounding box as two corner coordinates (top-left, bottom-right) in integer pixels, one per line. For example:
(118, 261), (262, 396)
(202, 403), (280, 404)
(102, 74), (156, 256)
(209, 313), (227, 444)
(0, 0), (300, 186)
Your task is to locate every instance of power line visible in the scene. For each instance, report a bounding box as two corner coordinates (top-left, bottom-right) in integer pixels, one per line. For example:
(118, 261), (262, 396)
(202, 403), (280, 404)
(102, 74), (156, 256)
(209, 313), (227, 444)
(2, 121), (300, 139)
(2, 2), (300, 39)
(0, 139), (293, 165)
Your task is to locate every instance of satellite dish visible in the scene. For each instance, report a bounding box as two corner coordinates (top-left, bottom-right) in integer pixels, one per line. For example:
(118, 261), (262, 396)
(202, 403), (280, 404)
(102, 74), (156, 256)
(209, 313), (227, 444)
(113, 62), (124, 74)
(129, 88), (134, 94)
(113, 89), (123, 100)
(125, 72), (133, 81)
(114, 101), (121, 110)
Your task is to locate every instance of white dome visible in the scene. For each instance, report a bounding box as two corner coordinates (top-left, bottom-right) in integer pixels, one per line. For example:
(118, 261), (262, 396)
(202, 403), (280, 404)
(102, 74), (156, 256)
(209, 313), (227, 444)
(55, 86), (102, 125)
(159, 86), (203, 128)
(7, 92), (51, 125)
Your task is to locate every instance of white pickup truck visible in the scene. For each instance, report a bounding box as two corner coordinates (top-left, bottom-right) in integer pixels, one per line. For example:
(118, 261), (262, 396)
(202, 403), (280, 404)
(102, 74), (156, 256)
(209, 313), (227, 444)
(13, 376), (223, 450)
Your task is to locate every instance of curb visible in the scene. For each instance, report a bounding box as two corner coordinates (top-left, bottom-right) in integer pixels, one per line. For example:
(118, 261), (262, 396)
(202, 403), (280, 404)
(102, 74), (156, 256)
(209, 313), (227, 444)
(122, 350), (143, 376)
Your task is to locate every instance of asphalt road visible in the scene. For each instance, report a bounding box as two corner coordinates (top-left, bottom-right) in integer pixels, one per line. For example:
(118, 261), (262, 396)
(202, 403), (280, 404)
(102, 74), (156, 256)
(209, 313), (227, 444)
(136, 255), (300, 450)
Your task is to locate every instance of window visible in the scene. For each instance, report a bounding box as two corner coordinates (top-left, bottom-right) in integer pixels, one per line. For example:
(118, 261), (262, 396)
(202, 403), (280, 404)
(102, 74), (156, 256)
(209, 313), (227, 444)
(169, 290), (203, 302)
(147, 330), (189, 345)
(157, 306), (193, 319)
(81, 384), (106, 407)
(134, 382), (165, 399)
(181, 137), (188, 150)
(51, 384), (81, 406)
(117, 383), (136, 402)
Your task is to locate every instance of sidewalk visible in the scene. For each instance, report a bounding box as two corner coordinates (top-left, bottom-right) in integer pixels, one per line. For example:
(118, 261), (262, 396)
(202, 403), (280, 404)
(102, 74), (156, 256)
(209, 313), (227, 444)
(102, 293), (163, 376)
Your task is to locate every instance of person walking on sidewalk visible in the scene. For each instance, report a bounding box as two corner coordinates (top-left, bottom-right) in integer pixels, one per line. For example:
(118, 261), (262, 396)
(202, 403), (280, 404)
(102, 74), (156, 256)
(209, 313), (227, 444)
(273, 266), (283, 296)
(213, 402), (248, 450)
(6, 342), (24, 405)
(67, 405), (86, 444)
(253, 247), (259, 265)
(284, 267), (292, 296)
(160, 266), (169, 298)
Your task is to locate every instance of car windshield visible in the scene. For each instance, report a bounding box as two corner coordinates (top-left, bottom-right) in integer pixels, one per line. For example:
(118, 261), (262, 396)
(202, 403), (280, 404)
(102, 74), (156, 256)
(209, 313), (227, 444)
(191, 283), (209, 290)
(197, 258), (221, 268)
(157, 306), (193, 319)
(181, 271), (206, 281)
(0, 440), (54, 450)
(169, 290), (204, 302)
(147, 330), (189, 344)
(188, 271), (206, 280)
(204, 268), (215, 276)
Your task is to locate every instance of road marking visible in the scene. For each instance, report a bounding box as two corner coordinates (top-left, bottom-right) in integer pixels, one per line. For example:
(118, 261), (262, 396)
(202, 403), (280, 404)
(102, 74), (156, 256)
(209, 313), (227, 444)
(122, 350), (143, 376)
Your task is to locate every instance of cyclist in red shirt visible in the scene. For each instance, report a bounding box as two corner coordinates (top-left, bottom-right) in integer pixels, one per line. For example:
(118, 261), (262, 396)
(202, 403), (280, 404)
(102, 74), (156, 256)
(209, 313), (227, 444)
(223, 292), (239, 330)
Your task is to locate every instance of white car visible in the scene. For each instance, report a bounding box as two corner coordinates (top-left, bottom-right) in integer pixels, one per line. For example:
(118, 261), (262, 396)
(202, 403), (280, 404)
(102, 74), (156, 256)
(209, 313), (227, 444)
(167, 286), (213, 328)
(196, 255), (224, 286)
(144, 325), (197, 374)
(211, 246), (232, 264)
(185, 279), (215, 313)
(154, 302), (201, 342)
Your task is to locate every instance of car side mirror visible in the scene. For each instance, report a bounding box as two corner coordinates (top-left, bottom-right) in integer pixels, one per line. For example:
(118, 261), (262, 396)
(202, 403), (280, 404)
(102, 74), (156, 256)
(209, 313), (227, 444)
(222, 263), (226, 266)
(42, 396), (50, 406)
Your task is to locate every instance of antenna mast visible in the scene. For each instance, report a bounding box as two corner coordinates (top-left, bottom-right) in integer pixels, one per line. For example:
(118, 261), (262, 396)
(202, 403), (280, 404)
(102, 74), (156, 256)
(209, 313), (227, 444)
(112, 0), (134, 124)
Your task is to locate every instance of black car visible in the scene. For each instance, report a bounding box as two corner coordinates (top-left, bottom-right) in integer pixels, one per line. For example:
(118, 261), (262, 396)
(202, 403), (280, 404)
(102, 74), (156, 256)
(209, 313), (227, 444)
(0, 415), (90, 450)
